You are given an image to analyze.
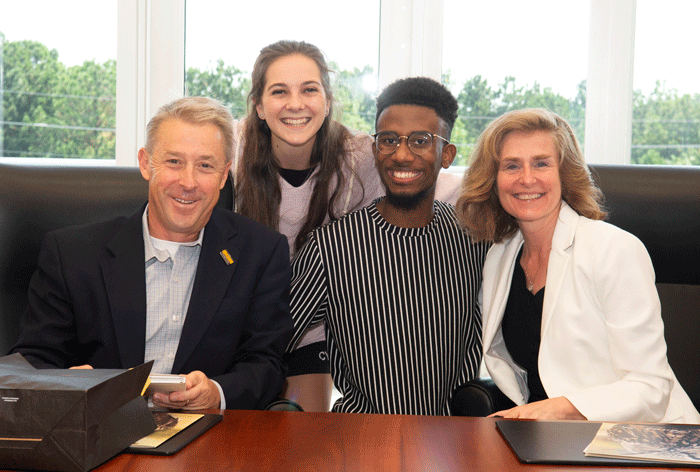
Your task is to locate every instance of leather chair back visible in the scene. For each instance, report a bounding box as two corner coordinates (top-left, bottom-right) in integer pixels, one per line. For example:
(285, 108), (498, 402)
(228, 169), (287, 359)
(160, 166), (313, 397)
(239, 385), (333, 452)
(591, 164), (700, 410)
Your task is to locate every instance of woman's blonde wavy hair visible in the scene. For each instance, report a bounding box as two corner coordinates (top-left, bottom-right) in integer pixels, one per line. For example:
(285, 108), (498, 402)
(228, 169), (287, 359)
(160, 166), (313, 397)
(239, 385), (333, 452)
(456, 108), (606, 242)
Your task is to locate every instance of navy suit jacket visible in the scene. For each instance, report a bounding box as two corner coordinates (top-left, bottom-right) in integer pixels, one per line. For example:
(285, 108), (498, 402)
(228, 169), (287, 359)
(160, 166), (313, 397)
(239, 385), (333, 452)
(12, 205), (293, 409)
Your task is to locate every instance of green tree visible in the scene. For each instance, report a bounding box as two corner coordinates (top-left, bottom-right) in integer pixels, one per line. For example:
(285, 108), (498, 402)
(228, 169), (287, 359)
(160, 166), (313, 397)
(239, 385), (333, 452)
(4, 34), (699, 166)
(457, 75), (495, 137)
(185, 59), (250, 118)
(331, 63), (376, 134)
(52, 59), (117, 159)
(453, 75), (500, 164)
(2, 38), (116, 159)
(3, 40), (64, 157)
(451, 74), (588, 165)
(632, 81), (700, 165)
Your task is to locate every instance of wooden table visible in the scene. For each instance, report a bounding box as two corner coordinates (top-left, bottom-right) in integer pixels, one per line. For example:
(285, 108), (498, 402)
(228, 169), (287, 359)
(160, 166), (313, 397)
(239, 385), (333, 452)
(92, 410), (693, 472)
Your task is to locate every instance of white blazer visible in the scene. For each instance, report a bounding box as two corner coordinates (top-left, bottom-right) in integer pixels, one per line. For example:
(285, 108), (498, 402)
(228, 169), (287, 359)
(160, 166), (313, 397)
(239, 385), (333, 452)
(482, 203), (700, 423)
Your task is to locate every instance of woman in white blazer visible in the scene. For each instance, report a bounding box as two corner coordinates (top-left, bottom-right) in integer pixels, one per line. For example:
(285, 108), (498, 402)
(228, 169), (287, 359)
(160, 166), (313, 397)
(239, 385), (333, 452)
(456, 108), (699, 423)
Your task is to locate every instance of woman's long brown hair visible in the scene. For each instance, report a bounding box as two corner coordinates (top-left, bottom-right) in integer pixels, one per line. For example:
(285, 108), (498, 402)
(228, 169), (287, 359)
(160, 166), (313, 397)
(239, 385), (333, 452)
(236, 40), (356, 253)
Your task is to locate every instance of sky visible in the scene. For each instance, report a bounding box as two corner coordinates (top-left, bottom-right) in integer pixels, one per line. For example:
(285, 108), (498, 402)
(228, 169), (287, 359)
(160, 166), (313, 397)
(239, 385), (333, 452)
(1, 0), (698, 98)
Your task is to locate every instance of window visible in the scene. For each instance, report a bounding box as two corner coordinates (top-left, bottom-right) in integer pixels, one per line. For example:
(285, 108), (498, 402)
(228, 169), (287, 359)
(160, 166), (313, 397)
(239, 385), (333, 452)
(0, 1), (117, 163)
(4, 1), (696, 167)
(442, 0), (589, 165)
(184, 0), (380, 134)
(632, 0), (700, 165)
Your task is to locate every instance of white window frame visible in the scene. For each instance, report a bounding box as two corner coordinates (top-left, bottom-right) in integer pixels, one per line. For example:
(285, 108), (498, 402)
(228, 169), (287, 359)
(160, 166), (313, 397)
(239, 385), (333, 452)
(115, 0), (636, 166)
(116, 0), (185, 166)
(585, 0), (635, 165)
(377, 0), (444, 89)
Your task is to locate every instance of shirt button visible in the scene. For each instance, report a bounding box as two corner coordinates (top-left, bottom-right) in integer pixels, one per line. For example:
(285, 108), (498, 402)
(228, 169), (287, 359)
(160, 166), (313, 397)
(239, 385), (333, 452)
(173, 277), (179, 282)
(173, 315), (179, 322)
(168, 353), (174, 359)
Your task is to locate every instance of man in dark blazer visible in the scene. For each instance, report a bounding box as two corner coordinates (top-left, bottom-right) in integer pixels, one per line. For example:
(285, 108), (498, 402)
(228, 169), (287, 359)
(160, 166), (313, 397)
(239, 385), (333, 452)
(11, 97), (293, 410)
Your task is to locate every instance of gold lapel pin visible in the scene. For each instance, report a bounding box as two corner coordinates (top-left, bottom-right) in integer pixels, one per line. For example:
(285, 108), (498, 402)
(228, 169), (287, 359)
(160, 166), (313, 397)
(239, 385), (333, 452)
(220, 249), (234, 265)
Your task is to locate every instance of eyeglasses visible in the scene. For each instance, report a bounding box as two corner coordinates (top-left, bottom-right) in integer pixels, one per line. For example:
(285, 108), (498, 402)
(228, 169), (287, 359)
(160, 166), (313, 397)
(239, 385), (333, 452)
(372, 131), (449, 155)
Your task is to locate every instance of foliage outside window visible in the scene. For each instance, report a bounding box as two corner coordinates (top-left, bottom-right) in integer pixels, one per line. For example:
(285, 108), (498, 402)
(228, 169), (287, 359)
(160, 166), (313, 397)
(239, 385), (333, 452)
(632, 84), (700, 165)
(0, 35), (115, 159)
(631, 0), (700, 165)
(2, 35), (699, 165)
(442, 74), (700, 167)
(444, 75), (587, 166)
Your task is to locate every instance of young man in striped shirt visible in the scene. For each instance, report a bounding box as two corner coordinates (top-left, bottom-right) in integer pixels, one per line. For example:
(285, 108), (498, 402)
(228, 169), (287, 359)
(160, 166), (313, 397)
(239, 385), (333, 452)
(287, 77), (489, 415)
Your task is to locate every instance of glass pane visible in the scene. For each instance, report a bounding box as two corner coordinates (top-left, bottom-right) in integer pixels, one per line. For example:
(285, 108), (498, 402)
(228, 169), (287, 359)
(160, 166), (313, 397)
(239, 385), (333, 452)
(185, 0), (380, 134)
(632, 0), (700, 165)
(0, 1), (117, 161)
(442, 0), (589, 166)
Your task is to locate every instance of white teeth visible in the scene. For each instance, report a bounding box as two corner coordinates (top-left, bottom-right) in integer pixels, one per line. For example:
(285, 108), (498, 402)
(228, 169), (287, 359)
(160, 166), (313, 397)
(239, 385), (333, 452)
(515, 193), (542, 200)
(391, 170), (419, 179)
(175, 198), (194, 204)
(282, 117), (310, 126)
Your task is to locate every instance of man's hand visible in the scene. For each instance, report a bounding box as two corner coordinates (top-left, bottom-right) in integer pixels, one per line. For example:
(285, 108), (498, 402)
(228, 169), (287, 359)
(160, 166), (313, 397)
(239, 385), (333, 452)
(152, 371), (221, 410)
(488, 396), (586, 420)
(69, 365), (93, 369)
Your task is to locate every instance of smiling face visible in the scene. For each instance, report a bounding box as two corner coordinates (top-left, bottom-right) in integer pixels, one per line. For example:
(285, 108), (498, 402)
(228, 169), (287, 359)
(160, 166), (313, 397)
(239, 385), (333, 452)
(496, 129), (562, 234)
(255, 54), (329, 167)
(373, 104), (456, 209)
(138, 118), (231, 242)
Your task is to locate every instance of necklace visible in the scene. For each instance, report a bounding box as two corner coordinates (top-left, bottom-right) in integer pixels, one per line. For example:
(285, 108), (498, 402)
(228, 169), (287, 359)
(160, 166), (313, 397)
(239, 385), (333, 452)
(522, 258), (541, 293)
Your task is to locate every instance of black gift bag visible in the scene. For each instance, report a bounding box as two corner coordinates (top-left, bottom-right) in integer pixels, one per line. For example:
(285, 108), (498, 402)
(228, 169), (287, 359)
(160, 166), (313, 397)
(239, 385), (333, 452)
(0, 354), (156, 472)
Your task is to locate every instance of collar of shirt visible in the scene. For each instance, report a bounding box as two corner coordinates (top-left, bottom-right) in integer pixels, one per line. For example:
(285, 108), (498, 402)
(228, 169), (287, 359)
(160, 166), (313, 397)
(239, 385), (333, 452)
(141, 204), (204, 263)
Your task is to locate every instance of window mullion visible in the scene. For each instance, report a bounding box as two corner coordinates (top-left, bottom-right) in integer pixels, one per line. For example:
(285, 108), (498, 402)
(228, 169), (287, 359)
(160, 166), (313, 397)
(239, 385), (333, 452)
(116, 0), (184, 166)
(585, 0), (636, 165)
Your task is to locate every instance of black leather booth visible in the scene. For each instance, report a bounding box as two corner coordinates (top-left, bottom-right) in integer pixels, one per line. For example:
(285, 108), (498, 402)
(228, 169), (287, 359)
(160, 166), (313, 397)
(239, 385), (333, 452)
(0, 162), (233, 356)
(1, 162), (698, 414)
(453, 164), (700, 415)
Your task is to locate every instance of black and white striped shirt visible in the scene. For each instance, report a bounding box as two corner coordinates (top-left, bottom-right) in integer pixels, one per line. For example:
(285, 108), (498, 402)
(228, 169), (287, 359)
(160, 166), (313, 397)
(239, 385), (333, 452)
(289, 199), (489, 415)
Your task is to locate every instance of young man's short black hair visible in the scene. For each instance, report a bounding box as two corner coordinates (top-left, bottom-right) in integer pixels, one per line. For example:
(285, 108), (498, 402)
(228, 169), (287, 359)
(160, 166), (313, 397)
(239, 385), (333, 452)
(375, 77), (459, 138)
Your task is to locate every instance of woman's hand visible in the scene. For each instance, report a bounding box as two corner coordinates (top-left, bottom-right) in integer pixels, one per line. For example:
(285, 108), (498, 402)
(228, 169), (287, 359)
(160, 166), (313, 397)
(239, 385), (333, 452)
(488, 396), (586, 420)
